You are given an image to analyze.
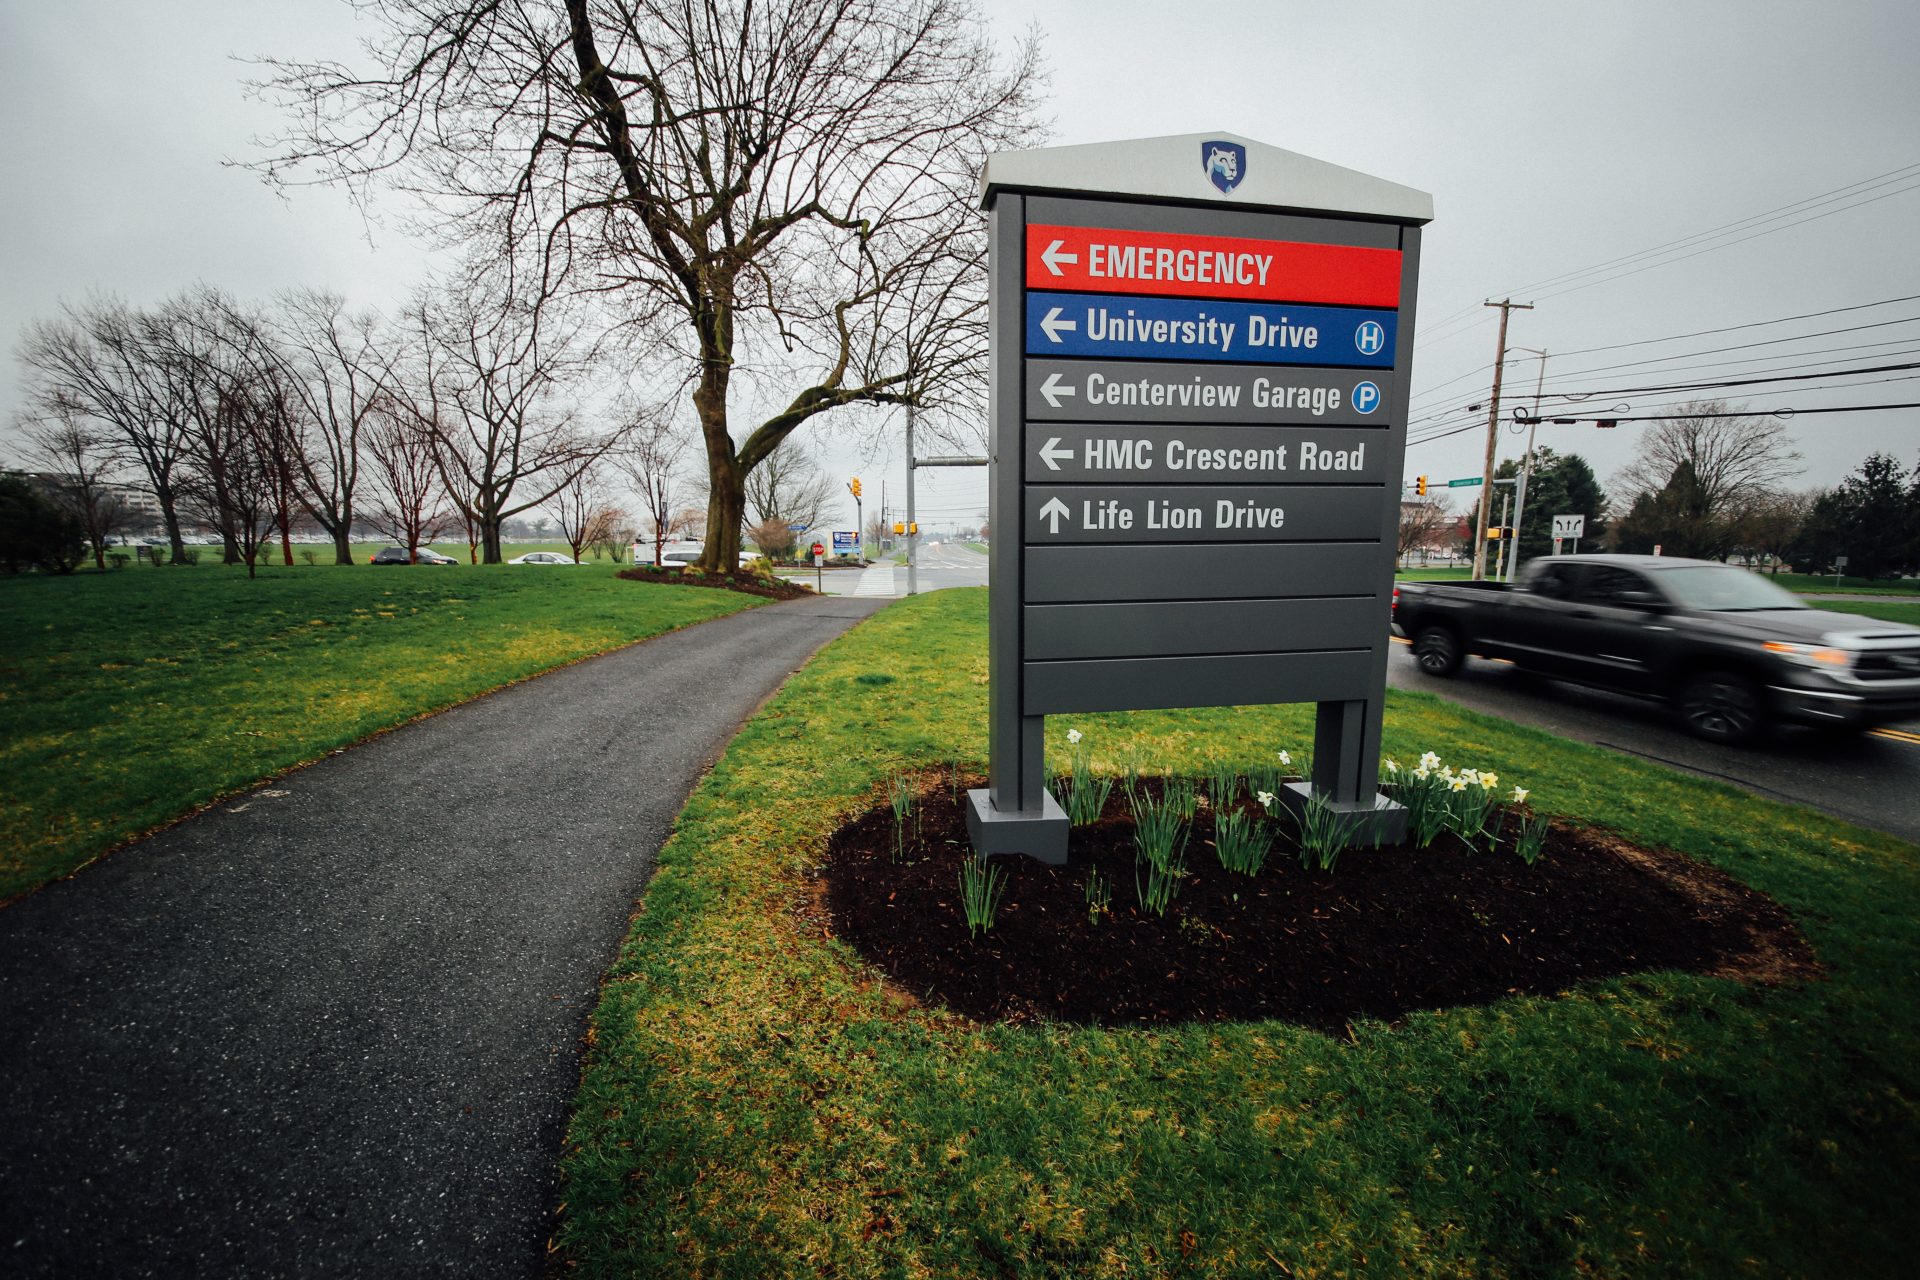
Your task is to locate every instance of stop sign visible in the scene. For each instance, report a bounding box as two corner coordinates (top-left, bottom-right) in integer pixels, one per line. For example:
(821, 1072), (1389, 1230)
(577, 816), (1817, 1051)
(810, 542), (825, 558)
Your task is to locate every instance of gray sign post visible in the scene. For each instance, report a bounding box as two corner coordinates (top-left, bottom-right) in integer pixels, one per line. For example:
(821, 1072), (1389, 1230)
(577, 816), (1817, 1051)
(966, 134), (1432, 862)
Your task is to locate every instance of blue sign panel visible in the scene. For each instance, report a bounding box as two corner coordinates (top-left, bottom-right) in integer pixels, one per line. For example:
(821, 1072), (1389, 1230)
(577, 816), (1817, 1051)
(831, 530), (859, 552)
(1025, 292), (1396, 367)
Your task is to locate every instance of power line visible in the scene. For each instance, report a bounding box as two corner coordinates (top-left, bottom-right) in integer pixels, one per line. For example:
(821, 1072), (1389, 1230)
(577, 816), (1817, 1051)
(1523, 293), (1920, 362)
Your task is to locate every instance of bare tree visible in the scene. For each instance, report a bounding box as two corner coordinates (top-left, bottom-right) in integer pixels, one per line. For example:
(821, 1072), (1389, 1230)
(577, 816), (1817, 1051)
(20, 403), (127, 569)
(270, 289), (389, 565)
(407, 277), (618, 563)
(550, 464), (619, 563)
(362, 395), (452, 560)
(619, 408), (691, 567)
(17, 298), (195, 561)
(1739, 488), (1818, 575)
(253, 0), (1046, 573)
(1396, 496), (1453, 567)
(744, 437), (838, 533)
(1613, 400), (1804, 548)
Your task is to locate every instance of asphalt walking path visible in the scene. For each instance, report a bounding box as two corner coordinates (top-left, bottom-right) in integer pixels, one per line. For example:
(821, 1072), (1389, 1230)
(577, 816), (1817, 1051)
(0, 593), (889, 1277)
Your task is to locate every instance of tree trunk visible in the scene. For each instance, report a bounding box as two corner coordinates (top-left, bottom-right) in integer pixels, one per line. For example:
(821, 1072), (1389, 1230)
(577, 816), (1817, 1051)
(333, 528), (353, 565)
(481, 519), (503, 564)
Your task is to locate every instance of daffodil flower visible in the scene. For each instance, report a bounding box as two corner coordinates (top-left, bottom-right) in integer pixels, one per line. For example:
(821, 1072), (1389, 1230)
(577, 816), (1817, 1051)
(1511, 785), (1530, 804)
(1480, 772), (1498, 789)
(1420, 751), (1441, 771)
(1277, 749), (1292, 766)
(1384, 758), (1399, 773)
(1461, 768), (1481, 786)
(1449, 777), (1469, 792)
(1412, 766), (1430, 780)
(1255, 790), (1277, 809)
(1067, 728), (1082, 744)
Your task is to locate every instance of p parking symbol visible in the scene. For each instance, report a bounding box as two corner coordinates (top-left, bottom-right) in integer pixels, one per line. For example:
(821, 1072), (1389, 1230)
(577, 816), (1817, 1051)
(1351, 380), (1382, 414)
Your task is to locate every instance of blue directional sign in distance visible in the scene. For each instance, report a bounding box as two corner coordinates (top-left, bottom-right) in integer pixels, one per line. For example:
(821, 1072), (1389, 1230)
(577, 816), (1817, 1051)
(1350, 380), (1382, 414)
(1025, 292), (1397, 368)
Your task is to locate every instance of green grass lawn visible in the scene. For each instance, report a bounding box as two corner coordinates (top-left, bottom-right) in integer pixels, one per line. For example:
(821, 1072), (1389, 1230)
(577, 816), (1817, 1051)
(1810, 599), (1920, 628)
(0, 563), (762, 901)
(558, 588), (1920, 1278)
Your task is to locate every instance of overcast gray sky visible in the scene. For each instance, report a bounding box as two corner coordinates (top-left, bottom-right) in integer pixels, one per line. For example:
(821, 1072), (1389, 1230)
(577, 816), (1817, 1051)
(5, 0), (1917, 534)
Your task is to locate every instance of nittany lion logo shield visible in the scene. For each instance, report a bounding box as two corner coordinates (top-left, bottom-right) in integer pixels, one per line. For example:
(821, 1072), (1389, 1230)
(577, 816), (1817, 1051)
(1202, 140), (1247, 194)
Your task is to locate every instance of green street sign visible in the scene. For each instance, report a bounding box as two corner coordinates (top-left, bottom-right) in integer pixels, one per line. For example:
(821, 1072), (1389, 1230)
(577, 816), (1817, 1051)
(1447, 476), (1483, 487)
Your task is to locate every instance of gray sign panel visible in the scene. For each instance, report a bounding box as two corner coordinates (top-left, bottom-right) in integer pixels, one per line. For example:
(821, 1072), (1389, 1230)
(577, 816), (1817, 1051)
(1024, 649), (1376, 716)
(1024, 424), (1390, 485)
(1027, 358), (1392, 426)
(1024, 543), (1384, 603)
(1023, 484), (1384, 545)
(1025, 597), (1384, 661)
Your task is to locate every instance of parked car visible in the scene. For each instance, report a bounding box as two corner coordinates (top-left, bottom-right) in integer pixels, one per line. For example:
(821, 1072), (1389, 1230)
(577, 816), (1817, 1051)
(1391, 554), (1920, 743)
(369, 546), (457, 565)
(508, 551), (578, 565)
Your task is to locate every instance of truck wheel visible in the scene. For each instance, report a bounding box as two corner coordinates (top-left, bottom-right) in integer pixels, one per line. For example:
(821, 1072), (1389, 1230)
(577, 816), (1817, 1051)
(1412, 624), (1463, 677)
(1678, 672), (1763, 745)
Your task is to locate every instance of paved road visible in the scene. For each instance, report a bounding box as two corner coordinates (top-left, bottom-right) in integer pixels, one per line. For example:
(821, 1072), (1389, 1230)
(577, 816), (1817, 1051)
(781, 540), (989, 597)
(0, 594), (888, 1278)
(1387, 642), (1920, 845)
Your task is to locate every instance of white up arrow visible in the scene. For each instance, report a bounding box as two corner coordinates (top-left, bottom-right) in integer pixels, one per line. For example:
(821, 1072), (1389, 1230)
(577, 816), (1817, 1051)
(1040, 307), (1076, 344)
(1039, 372), (1075, 408)
(1040, 239), (1078, 276)
(1038, 438), (1074, 471)
(1037, 497), (1071, 534)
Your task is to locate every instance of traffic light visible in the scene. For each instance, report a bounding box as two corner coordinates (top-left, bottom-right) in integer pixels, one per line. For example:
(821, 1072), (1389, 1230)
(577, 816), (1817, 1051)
(850, 476), (862, 497)
(1415, 475), (1428, 496)
(893, 521), (904, 535)
(909, 522), (918, 534)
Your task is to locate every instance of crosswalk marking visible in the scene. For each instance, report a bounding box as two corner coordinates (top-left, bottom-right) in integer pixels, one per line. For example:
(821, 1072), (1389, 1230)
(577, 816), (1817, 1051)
(853, 565), (898, 597)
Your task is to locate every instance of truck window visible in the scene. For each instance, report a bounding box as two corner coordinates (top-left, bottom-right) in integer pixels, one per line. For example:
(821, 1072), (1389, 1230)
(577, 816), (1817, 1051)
(1580, 566), (1656, 604)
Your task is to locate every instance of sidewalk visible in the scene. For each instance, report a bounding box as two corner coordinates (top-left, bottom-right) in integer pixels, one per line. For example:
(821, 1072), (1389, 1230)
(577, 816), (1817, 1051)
(0, 594), (888, 1277)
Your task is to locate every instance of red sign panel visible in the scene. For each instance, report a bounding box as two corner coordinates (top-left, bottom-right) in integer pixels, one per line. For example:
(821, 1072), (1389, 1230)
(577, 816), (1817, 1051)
(1025, 223), (1400, 308)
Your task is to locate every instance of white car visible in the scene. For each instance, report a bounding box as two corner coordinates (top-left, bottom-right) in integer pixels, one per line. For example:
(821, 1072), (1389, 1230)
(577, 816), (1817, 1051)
(508, 551), (579, 565)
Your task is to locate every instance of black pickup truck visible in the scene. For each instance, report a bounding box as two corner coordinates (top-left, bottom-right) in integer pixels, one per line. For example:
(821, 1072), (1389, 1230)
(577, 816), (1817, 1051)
(1391, 554), (1920, 743)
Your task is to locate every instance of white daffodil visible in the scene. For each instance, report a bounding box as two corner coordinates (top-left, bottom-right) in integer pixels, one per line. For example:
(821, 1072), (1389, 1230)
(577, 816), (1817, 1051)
(1384, 758), (1400, 774)
(1255, 790), (1277, 809)
(1449, 777), (1469, 792)
(1277, 749), (1292, 766)
(1511, 785), (1530, 804)
(1461, 768), (1481, 786)
(1067, 728), (1082, 744)
(1440, 766), (1456, 781)
(1420, 751), (1441, 771)
(1480, 772), (1498, 789)
(1413, 766), (1430, 781)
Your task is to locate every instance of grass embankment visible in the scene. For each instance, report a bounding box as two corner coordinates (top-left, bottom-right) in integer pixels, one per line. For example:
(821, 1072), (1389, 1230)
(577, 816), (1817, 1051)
(559, 588), (1920, 1278)
(1812, 599), (1920, 628)
(0, 564), (761, 901)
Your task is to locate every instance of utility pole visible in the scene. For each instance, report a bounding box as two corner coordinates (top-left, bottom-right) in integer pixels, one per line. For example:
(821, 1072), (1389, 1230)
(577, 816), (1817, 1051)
(1473, 298), (1533, 580)
(1506, 348), (1548, 580)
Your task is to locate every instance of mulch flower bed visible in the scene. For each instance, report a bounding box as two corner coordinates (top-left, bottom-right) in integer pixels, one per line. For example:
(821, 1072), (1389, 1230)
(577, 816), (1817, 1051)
(616, 565), (814, 599)
(816, 775), (1817, 1030)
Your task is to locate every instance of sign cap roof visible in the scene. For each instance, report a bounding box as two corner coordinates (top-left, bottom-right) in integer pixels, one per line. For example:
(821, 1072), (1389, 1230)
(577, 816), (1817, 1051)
(980, 132), (1432, 224)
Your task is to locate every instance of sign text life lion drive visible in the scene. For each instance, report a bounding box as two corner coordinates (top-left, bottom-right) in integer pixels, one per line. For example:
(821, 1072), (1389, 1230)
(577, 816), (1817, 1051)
(967, 134), (1433, 860)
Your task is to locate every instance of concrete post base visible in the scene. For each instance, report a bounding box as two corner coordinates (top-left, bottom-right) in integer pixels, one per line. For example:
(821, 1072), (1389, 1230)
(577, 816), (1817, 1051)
(1273, 782), (1409, 848)
(964, 788), (1069, 864)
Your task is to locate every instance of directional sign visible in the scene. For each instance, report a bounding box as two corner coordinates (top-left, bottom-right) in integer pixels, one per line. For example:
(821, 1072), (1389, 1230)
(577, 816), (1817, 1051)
(972, 134), (1430, 864)
(1447, 476), (1484, 488)
(1025, 425), (1391, 485)
(1025, 223), (1401, 306)
(1022, 485), (1383, 544)
(1026, 359), (1391, 426)
(832, 530), (859, 552)
(1025, 293), (1397, 367)
(1550, 514), (1585, 540)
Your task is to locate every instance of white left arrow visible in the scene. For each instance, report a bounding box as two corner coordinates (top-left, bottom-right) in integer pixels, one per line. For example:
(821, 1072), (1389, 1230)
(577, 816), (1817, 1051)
(1040, 239), (1078, 275)
(1038, 496), (1071, 534)
(1040, 307), (1076, 344)
(1039, 372), (1075, 408)
(1038, 438), (1074, 471)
